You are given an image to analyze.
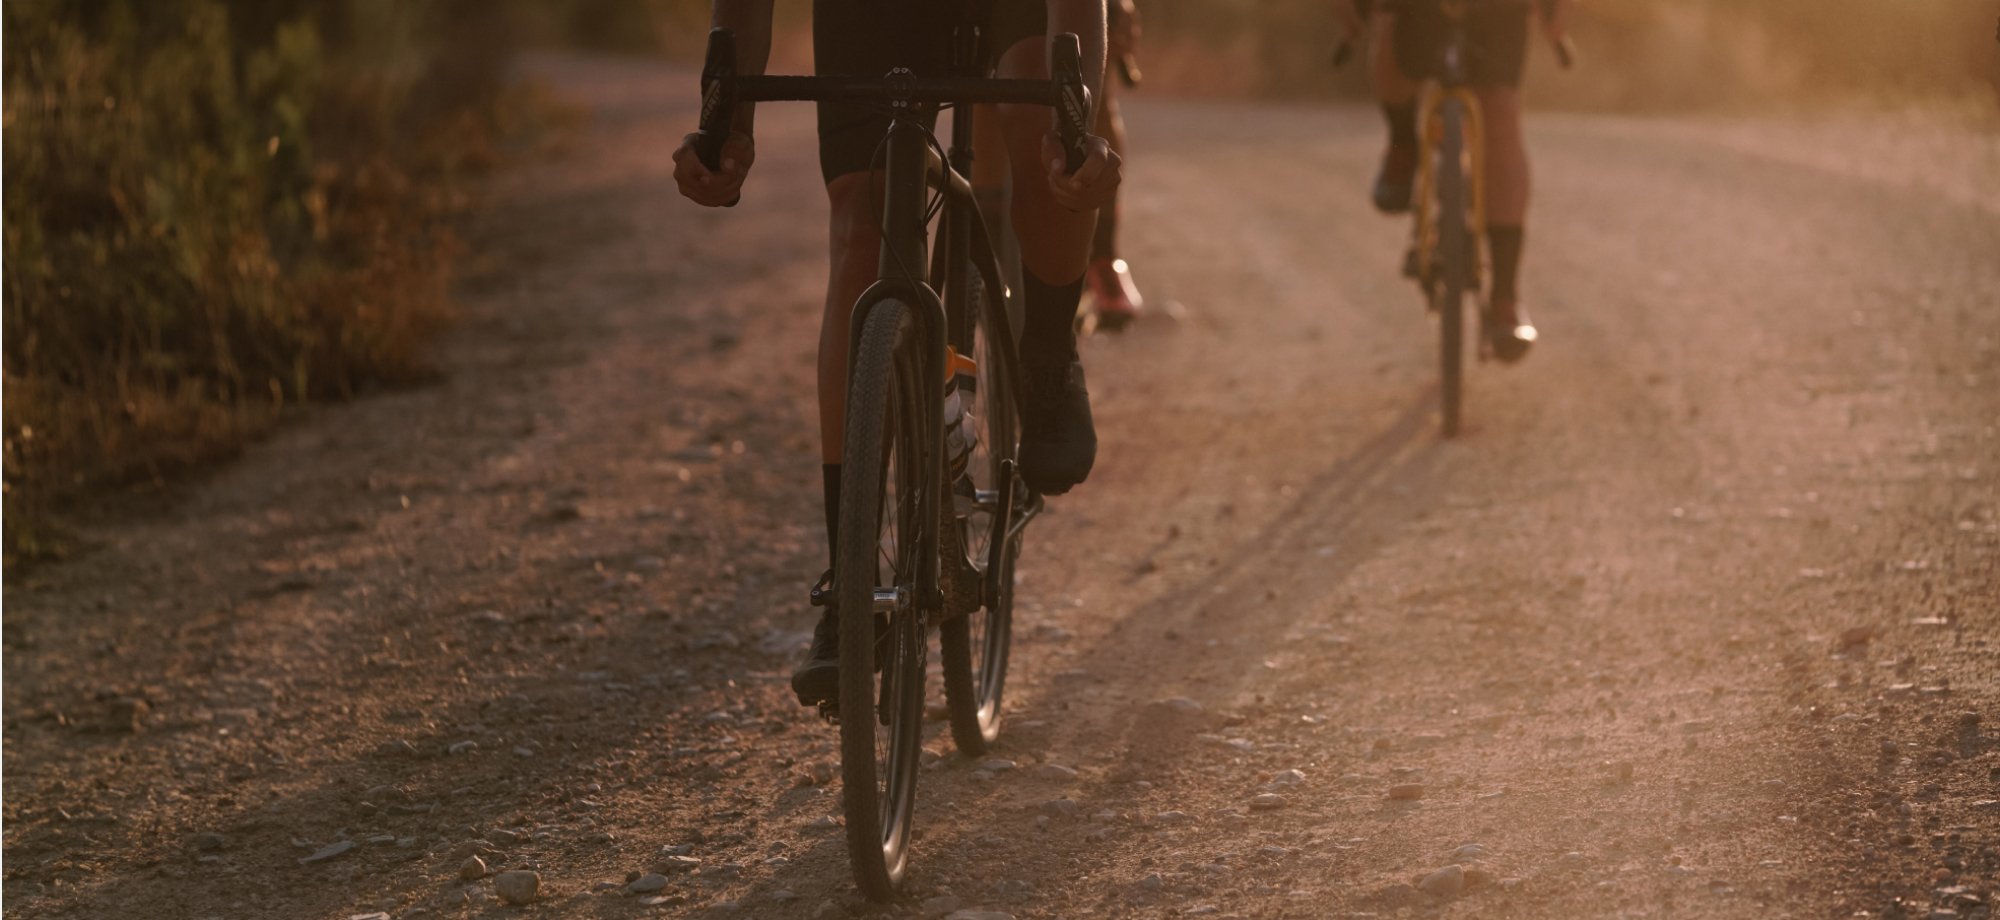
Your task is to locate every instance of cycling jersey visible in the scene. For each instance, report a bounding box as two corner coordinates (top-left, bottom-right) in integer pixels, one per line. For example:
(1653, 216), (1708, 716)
(813, 0), (1046, 183)
(1381, 0), (1531, 88)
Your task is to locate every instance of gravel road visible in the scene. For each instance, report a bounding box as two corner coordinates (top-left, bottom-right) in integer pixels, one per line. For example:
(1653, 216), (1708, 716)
(5, 55), (1997, 920)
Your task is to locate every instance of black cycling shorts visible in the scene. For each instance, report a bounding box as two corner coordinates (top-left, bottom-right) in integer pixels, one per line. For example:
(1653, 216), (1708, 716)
(1391, 1), (1530, 88)
(812, 0), (1045, 183)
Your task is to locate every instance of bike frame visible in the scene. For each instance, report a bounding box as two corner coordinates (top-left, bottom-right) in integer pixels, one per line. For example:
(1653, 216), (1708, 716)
(694, 20), (1089, 620)
(1409, 1), (1489, 299)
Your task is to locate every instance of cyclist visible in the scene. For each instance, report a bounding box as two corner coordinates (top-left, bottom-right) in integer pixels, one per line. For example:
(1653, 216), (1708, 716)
(1083, 0), (1147, 328)
(671, 0), (1121, 708)
(1338, 0), (1569, 361)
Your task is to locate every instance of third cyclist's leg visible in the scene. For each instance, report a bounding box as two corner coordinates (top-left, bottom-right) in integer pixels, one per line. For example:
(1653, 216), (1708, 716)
(1477, 85), (1534, 359)
(1470, 6), (1537, 361)
(1369, 8), (1421, 214)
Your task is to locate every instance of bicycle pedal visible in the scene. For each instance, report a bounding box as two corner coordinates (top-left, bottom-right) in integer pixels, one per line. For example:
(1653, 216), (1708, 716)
(817, 700), (839, 725)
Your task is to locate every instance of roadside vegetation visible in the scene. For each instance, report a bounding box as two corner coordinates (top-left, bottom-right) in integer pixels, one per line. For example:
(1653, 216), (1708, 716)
(2, 1), (519, 559)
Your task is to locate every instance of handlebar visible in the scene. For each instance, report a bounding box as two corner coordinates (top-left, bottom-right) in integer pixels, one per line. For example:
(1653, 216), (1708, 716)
(694, 28), (1097, 198)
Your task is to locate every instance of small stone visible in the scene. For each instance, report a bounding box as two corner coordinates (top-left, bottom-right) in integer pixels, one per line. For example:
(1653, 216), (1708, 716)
(811, 900), (845, 920)
(494, 869), (540, 905)
(1419, 864), (1466, 899)
(1837, 625), (1879, 649)
(1153, 810), (1190, 825)
(1250, 793), (1288, 811)
(1388, 783), (1425, 801)
(447, 740), (478, 756)
(993, 879), (1034, 901)
(626, 872), (670, 893)
(920, 894), (964, 917)
(299, 840), (356, 864)
(379, 739), (420, 757)
(1136, 873), (1165, 891)
(770, 889), (799, 903)
(978, 758), (1019, 773)
(661, 855), (701, 872)
(191, 832), (227, 852)
(1453, 844), (1489, 861)
(459, 856), (488, 881)
(1040, 798), (1080, 819)
(1033, 763), (1079, 781)
(1269, 769), (1307, 787)
(807, 815), (840, 830)
(1152, 697), (1203, 714)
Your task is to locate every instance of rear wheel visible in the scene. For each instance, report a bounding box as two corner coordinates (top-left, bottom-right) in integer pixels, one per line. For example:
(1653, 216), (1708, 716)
(942, 268), (1020, 755)
(836, 299), (930, 900)
(1434, 100), (1469, 439)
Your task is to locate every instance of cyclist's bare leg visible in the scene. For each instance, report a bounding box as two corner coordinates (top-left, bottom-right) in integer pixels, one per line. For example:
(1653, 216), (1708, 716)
(1368, 11), (1420, 213)
(818, 172), (884, 466)
(1089, 88), (1124, 261)
(1369, 11), (1418, 106)
(1085, 84), (1145, 326)
(1475, 85), (1532, 348)
(992, 30), (1106, 495)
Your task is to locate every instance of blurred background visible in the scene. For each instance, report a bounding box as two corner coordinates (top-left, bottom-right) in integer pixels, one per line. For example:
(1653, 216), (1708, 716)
(6, 0), (1996, 558)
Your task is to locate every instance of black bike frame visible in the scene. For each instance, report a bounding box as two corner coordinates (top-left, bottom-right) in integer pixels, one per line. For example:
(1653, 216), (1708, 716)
(693, 22), (1092, 615)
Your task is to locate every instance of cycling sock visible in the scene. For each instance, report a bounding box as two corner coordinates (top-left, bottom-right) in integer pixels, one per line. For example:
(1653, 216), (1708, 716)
(1488, 224), (1524, 305)
(821, 463), (841, 569)
(1019, 270), (1084, 366)
(1383, 102), (1418, 153)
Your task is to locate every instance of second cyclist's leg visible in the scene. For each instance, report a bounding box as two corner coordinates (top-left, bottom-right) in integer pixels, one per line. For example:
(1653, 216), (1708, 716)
(1370, 9), (1421, 214)
(1085, 86), (1146, 326)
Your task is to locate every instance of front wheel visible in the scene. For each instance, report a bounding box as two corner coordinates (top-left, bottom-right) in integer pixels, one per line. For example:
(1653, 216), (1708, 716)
(836, 299), (930, 900)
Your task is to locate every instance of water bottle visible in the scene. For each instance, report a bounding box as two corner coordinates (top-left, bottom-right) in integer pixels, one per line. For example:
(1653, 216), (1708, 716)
(942, 349), (979, 480)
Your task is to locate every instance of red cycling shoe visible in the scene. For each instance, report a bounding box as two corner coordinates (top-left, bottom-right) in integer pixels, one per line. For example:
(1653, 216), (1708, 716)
(1086, 257), (1146, 331)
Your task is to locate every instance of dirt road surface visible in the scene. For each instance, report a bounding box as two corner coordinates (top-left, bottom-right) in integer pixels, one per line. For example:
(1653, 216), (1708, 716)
(6, 56), (1998, 920)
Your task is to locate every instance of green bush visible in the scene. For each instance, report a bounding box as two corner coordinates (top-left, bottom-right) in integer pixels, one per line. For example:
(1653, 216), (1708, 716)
(3, 0), (513, 558)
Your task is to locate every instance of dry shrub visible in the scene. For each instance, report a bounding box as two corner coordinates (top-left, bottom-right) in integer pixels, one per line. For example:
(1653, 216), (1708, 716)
(2, 0), (512, 560)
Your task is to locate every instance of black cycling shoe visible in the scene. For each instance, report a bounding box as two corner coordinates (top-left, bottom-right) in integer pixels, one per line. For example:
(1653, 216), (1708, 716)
(1018, 357), (1096, 495)
(1483, 300), (1538, 364)
(790, 571), (839, 707)
(1372, 144), (1418, 215)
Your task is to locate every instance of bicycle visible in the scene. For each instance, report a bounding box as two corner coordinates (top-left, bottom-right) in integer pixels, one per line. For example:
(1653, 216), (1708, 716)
(693, 19), (1092, 899)
(1336, 0), (1570, 437)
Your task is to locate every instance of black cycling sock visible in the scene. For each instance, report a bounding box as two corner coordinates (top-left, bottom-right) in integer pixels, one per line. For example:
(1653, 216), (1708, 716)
(821, 463), (841, 569)
(1488, 224), (1524, 305)
(1383, 102), (1418, 153)
(1019, 270), (1084, 367)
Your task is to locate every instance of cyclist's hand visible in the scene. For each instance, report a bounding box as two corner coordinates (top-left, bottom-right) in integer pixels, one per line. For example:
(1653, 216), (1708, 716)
(1042, 133), (1122, 212)
(672, 130), (754, 207)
